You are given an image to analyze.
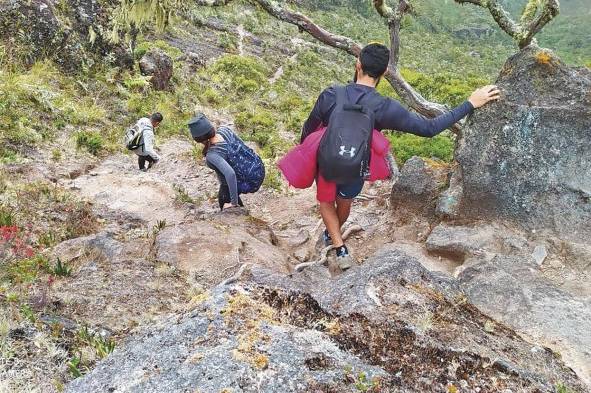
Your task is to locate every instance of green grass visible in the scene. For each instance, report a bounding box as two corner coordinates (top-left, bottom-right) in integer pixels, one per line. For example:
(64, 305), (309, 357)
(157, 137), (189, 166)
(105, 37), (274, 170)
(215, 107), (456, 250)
(387, 132), (455, 164)
(75, 131), (106, 156)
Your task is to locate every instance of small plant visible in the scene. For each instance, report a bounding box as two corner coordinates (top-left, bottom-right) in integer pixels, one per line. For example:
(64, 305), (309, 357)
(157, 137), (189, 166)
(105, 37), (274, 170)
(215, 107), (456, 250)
(151, 219), (167, 236)
(51, 148), (62, 161)
(38, 231), (58, 248)
(19, 304), (36, 323)
(556, 383), (575, 393)
(51, 258), (72, 277)
(155, 219), (167, 231)
(0, 208), (14, 226)
(67, 354), (85, 378)
(94, 336), (116, 359)
(173, 184), (195, 204)
(75, 131), (105, 156)
(76, 326), (116, 362)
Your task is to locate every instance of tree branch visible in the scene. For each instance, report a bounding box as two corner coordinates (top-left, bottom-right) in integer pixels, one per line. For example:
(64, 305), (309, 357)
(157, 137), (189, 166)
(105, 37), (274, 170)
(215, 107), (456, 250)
(454, 0), (559, 48)
(520, 0), (560, 48)
(373, 0), (395, 19)
(250, 0), (362, 56)
(194, 0), (232, 5)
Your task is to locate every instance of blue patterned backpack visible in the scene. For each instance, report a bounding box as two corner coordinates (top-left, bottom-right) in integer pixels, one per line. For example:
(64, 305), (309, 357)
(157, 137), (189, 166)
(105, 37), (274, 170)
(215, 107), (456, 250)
(217, 126), (265, 194)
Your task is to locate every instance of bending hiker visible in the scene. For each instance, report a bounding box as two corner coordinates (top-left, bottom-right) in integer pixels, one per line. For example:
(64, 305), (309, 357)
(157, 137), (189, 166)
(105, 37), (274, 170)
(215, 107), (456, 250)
(298, 43), (500, 270)
(188, 113), (265, 211)
(126, 113), (163, 171)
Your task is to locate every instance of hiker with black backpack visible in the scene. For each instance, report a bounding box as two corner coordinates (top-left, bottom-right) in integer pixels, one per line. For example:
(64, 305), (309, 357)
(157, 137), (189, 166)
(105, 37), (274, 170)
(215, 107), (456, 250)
(302, 43), (500, 270)
(126, 113), (163, 171)
(188, 113), (265, 211)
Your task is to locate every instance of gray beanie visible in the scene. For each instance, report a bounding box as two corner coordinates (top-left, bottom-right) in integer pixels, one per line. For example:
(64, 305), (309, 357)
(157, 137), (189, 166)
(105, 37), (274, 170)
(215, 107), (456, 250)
(188, 113), (214, 142)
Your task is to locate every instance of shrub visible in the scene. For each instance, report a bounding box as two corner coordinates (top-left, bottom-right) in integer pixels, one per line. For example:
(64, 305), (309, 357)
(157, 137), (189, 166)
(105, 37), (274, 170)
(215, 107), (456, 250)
(387, 132), (455, 164)
(235, 109), (277, 148)
(75, 131), (105, 156)
(218, 32), (238, 53)
(262, 163), (283, 191)
(0, 208), (14, 226)
(400, 68), (489, 107)
(201, 87), (224, 105)
(134, 40), (183, 60)
(210, 55), (269, 94)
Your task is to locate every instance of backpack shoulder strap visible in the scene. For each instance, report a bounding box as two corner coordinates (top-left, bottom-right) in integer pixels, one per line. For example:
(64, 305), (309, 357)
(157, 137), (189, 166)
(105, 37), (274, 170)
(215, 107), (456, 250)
(335, 85), (348, 110)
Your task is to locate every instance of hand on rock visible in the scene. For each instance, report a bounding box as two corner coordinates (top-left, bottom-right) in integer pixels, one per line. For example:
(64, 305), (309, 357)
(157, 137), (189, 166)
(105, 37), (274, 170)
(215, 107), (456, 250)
(468, 85), (501, 108)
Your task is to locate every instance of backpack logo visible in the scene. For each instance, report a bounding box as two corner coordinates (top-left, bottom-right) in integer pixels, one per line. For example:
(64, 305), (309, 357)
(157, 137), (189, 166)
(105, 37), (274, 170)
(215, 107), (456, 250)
(339, 145), (356, 158)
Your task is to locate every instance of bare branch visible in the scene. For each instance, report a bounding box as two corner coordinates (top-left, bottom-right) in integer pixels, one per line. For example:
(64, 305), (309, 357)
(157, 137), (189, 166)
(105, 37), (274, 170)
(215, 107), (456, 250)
(454, 0), (560, 48)
(250, 0), (362, 56)
(373, 0), (395, 19)
(375, 0), (457, 128)
(520, 0), (560, 48)
(194, 0), (232, 5)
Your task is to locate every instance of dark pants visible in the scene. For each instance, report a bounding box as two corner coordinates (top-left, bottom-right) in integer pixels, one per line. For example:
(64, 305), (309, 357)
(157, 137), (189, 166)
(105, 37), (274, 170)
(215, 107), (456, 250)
(138, 155), (156, 170)
(218, 184), (244, 211)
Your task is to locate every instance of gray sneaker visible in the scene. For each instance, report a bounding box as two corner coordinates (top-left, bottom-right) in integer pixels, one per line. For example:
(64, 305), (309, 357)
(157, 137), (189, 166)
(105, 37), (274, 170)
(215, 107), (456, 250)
(336, 248), (354, 271)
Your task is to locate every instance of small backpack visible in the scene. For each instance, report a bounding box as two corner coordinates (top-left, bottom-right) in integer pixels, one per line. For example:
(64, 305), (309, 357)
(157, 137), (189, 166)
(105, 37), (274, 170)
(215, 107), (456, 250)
(317, 86), (383, 184)
(124, 124), (144, 151)
(217, 126), (265, 194)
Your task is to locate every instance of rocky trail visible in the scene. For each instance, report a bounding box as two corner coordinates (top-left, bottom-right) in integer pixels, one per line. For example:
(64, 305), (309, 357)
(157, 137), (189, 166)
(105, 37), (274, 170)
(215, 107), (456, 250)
(38, 130), (589, 392)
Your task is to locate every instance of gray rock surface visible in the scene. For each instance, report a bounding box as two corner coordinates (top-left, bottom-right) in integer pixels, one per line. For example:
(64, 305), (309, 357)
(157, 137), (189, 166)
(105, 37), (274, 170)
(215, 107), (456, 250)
(460, 255), (591, 385)
(425, 223), (528, 262)
(0, 0), (131, 70)
(453, 46), (591, 242)
(139, 49), (174, 90)
(67, 246), (586, 392)
(391, 156), (448, 216)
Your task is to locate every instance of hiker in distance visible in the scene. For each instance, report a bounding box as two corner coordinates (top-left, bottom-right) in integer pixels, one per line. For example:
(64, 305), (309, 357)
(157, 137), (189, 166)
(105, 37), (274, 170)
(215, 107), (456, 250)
(126, 112), (163, 172)
(188, 113), (265, 211)
(301, 43), (500, 270)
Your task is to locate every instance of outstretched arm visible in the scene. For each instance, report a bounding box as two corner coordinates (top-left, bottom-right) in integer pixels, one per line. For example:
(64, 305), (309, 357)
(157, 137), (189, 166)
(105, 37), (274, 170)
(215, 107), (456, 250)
(380, 85), (500, 137)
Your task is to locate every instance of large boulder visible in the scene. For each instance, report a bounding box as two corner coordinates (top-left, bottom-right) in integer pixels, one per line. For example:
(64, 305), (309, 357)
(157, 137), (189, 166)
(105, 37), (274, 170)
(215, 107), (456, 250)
(391, 156), (448, 216)
(66, 246), (586, 392)
(139, 49), (174, 91)
(452, 46), (591, 242)
(459, 254), (591, 385)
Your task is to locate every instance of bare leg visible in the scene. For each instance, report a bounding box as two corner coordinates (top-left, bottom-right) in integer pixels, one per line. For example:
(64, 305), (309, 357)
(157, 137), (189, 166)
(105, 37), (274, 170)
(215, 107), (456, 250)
(319, 202), (344, 247)
(336, 197), (354, 228)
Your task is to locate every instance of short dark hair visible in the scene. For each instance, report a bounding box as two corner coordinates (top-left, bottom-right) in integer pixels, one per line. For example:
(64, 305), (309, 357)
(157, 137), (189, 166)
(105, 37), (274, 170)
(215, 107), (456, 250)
(359, 43), (390, 79)
(151, 112), (163, 123)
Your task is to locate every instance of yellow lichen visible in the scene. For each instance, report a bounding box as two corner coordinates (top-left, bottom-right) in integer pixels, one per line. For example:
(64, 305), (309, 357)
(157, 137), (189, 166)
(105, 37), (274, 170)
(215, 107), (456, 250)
(224, 293), (277, 369)
(253, 353), (269, 369)
(535, 50), (553, 65)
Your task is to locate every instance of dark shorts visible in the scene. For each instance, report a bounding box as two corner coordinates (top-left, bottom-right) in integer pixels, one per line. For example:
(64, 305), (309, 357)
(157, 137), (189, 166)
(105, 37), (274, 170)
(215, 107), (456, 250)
(337, 180), (365, 199)
(316, 174), (364, 202)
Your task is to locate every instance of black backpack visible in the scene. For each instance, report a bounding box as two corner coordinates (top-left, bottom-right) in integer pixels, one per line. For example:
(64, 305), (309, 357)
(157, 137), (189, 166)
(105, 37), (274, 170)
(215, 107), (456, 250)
(317, 86), (383, 184)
